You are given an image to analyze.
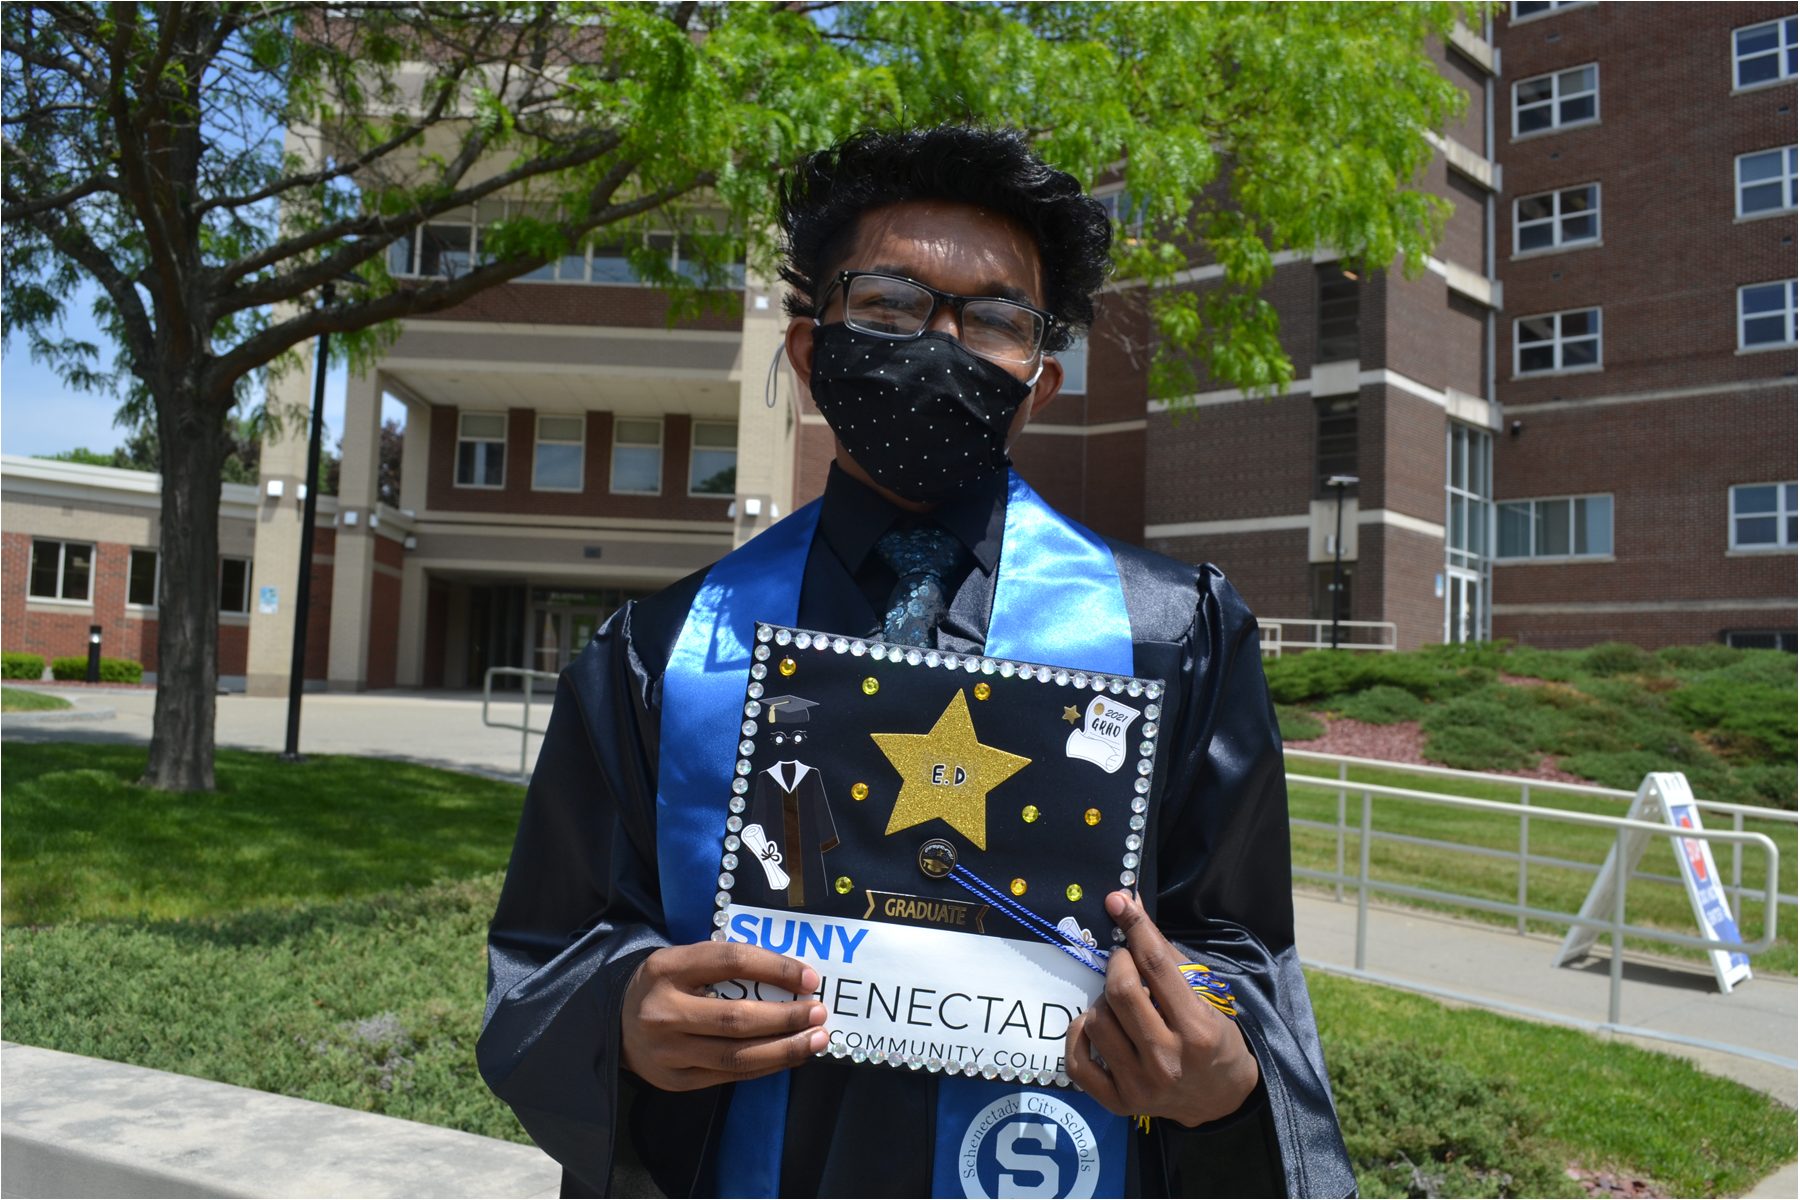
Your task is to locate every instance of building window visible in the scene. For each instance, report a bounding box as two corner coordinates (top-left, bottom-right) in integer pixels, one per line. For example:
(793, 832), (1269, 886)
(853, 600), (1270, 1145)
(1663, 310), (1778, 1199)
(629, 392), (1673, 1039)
(456, 412), (508, 488)
(1515, 184), (1599, 253)
(1316, 264), (1361, 363)
(532, 415), (586, 491)
(1515, 308), (1600, 375)
(1737, 147), (1798, 217)
(611, 418), (663, 494)
(128, 549), (159, 607)
(219, 557), (252, 613)
(1729, 482), (1798, 550)
(1739, 281), (1797, 349)
(1446, 423), (1492, 569)
(1734, 17), (1798, 89)
(28, 539), (93, 601)
(688, 422), (739, 496)
(1056, 335), (1089, 395)
(1513, 64), (1598, 136)
(1724, 630), (1798, 652)
(1496, 495), (1613, 558)
(1512, 0), (1588, 18)
(1313, 397), (1358, 499)
(389, 206), (477, 279)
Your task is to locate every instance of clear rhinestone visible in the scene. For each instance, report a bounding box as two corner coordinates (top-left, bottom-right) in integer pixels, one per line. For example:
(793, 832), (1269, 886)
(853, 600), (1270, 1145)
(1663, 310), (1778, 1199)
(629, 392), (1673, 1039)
(851, 640), (868, 656)
(715, 890), (731, 907)
(980, 1063), (999, 1080)
(721, 853), (739, 870)
(1055, 1071), (1071, 1088)
(1093, 677), (1109, 692)
(775, 628), (792, 645)
(925, 651), (941, 668)
(747, 683), (764, 701)
(1037, 667), (1054, 682)
(927, 1056), (944, 1073)
(851, 1047), (867, 1063)
(829, 1041), (848, 1059)
(966, 1062), (982, 1077)
(963, 656), (980, 673)
(745, 701), (762, 717)
(1139, 740), (1155, 757)
(718, 872), (735, 889)
(750, 663), (766, 681)
(1038, 1069), (1056, 1086)
(742, 720), (757, 736)
(981, 658), (997, 674)
(1127, 680), (1143, 697)
(730, 796), (746, 812)
(1147, 683), (1163, 699)
(740, 739), (756, 756)
(1000, 1064), (1017, 1081)
(1121, 869), (1137, 886)
(889, 1051), (904, 1066)
(1123, 853), (1140, 870)
(999, 661), (1016, 677)
(710, 929), (727, 941)
(833, 637), (850, 654)
(1126, 834), (1142, 851)
(1134, 778), (1151, 795)
(1129, 815), (1146, 831)
(870, 644), (888, 661)
(1145, 703), (1160, 720)
(1111, 927), (1126, 944)
(732, 777), (749, 795)
(757, 625), (774, 643)
(905, 649), (923, 666)
(1110, 678), (1126, 694)
(726, 815), (743, 832)
(735, 759), (753, 776)
(1137, 759), (1153, 776)
(724, 834), (741, 851)
(754, 644), (770, 661)
(907, 1055), (923, 1070)
(794, 632), (812, 649)
(1053, 670), (1071, 686)
(1072, 672), (1089, 689)
(712, 910), (730, 927)
(1143, 721), (1158, 738)
(1132, 796), (1149, 813)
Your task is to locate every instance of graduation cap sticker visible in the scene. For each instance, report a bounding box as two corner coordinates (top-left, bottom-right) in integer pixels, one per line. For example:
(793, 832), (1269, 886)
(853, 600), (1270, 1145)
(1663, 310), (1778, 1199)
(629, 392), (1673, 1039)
(762, 695), (819, 724)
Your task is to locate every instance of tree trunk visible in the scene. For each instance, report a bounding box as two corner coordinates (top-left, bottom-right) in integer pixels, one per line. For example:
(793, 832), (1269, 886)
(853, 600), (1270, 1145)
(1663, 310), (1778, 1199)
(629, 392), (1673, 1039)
(141, 381), (228, 792)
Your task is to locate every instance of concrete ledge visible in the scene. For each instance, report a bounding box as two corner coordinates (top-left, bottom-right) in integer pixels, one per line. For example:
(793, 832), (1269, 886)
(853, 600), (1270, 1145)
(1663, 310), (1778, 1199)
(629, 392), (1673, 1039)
(1, 706), (116, 726)
(1, 1043), (560, 1199)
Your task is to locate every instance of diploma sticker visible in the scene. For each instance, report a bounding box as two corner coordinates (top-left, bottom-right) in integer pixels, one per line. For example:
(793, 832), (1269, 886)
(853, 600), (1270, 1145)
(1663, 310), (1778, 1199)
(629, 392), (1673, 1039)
(1064, 697), (1141, 774)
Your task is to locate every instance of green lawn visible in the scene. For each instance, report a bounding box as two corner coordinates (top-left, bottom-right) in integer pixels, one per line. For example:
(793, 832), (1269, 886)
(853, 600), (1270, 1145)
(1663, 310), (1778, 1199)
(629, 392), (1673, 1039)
(1, 744), (527, 926)
(2, 687), (72, 712)
(1284, 758), (1799, 976)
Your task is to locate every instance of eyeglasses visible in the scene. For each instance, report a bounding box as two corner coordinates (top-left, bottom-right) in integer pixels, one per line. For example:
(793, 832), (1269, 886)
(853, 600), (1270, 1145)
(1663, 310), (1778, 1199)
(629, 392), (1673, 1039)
(818, 270), (1053, 365)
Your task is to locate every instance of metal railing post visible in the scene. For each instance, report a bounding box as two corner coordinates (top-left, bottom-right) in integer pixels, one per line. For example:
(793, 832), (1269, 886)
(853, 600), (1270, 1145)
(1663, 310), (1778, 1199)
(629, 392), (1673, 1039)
(1517, 783), (1530, 935)
(1610, 824), (1626, 1025)
(1356, 790), (1372, 970)
(521, 678), (533, 778)
(1336, 761), (1348, 903)
(1732, 810), (1744, 926)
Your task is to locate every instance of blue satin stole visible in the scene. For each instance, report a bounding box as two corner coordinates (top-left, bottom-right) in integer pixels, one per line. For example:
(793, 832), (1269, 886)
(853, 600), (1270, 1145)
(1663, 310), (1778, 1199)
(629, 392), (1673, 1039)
(655, 470), (1134, 1198)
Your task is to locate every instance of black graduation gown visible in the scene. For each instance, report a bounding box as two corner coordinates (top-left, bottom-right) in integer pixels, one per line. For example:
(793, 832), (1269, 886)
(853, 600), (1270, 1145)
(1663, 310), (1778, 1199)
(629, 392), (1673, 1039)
(476, 485), (1355, 1199)
(746, 762), (840, 909)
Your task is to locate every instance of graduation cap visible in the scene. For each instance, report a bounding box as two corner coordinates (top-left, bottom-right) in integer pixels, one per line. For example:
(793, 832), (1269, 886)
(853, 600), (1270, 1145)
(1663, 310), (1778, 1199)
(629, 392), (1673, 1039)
(762, 695), (820, 723)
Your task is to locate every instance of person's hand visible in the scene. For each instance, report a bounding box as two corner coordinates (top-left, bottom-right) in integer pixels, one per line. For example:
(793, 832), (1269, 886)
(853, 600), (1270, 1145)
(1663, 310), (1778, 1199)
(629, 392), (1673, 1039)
(1064, 891), (1260, 1127)
(621, 942), (828, 1091)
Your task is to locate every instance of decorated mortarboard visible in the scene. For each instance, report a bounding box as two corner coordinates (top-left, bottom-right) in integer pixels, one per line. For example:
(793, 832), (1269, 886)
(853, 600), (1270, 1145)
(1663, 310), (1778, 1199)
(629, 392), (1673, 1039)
(712, 625), (1169, 1088)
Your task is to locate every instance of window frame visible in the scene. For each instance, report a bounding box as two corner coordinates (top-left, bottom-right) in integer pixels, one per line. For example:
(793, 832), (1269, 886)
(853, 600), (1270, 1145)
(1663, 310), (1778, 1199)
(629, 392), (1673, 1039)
(531, 413), (587, 492)
(1728, 482), (1799, 551)
(1513, 183), (1601, 255)
(610, 416), (665, 496)
(687, 420), (740, 498)
(1512, 62), (1600, 138)
(1513, 307), (1603, 377)
(1736, 147), (1798, 218)
(1738, 280), (1798, 351)
(127, 547), (160, 609)
(1509, 0), (1594, 23)
(1495, 494), (1615, 560)
(218, 555), (253, 614)
(27, 538), (95, 603)
(1732, 16), (1799, 91)
(455, 410), (509, 489)
(1315, 262), (1362, 364)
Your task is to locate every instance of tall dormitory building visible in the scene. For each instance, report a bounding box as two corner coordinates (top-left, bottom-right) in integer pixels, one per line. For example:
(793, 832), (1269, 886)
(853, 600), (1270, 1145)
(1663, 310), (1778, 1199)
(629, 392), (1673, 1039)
(3, 5), (1792, 690)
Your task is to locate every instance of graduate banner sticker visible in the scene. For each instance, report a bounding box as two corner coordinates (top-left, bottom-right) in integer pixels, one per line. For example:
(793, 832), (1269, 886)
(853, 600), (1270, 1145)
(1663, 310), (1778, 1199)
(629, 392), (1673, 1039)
(715, 625), (1168, 1086)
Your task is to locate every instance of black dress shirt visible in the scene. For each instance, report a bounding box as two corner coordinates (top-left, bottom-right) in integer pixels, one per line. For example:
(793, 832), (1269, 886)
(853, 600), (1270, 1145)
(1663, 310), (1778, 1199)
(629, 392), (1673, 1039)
(477, 467), (1354, 1199)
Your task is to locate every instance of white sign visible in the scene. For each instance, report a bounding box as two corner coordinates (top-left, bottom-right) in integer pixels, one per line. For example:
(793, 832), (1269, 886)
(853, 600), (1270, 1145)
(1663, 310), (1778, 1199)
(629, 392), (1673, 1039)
(1064, 696), (1139, 774)
(723, 903), (1101, 1078)
(1553, 772), (1753, 993)
(258, 586), (279, 615)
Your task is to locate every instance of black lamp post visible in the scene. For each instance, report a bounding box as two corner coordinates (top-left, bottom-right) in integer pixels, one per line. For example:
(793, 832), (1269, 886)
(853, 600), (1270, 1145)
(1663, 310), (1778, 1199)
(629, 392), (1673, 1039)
(1327, 474), (1359, 650)
(280, 281), (338, 763)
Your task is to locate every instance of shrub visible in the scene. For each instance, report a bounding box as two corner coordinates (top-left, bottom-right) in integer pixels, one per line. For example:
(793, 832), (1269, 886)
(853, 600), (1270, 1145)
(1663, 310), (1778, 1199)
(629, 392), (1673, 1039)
(1325, 1037), (1564, 1199)
(1582, 642), (1653, 677)
(1731, 763), (1799, 811)
(1276, 704), (1325, 743)
(1334, 685), (1427, 726)
(49, 656), (143, 684)
(1655, 644), (1744, 672)
(1667, 680), (1797, 762)
(1264, 651), (1372, 705)
(1, 652), (45, 680)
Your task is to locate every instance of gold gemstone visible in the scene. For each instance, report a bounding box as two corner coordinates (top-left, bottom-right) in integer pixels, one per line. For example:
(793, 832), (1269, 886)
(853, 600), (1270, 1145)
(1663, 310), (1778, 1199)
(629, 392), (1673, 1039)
(1066, 884), (1084, 903)
(851, 782), (869, 801)
(835, 876), (853, 895)
(1010, 878), (1027, 897)
(779, 658), (797, 676)
(1021, 804), (1040, 823)
(1084, 808), (1101, 826)
(974, 682), (991, 700)
(862, 676), (879, 695)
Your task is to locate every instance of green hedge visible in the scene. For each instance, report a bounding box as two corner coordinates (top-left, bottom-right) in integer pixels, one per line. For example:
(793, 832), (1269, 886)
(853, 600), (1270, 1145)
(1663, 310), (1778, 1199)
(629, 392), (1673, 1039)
(48, 656), (144, 684)
(1, 653), (44, 680)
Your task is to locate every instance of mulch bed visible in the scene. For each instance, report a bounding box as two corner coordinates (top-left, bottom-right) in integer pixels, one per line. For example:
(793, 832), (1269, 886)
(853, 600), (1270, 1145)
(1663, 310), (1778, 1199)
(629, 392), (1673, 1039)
(1291, 714), (1591, 785)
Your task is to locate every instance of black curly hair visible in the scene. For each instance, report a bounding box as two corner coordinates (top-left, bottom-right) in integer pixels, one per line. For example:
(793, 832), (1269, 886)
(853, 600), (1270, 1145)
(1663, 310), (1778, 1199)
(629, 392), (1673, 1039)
(778, 126), (1112, 353)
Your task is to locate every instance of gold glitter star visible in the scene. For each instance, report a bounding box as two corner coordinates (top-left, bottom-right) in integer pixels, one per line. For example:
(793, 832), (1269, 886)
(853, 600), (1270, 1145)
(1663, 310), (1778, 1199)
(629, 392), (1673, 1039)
(1063, 705), (1080, 724)
(872, 689), (1031, 850)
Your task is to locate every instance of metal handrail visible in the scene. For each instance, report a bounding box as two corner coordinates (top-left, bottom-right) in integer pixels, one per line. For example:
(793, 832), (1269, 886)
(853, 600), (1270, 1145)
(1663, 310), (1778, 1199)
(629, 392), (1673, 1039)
(1259, 618), (1398, 657)
(482, 666), (560, 777)
(1283, 767), (1783, 1026)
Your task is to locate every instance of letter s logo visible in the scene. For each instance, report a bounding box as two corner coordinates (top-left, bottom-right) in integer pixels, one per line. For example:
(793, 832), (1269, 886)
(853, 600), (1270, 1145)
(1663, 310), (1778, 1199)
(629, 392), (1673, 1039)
(995, 1123), (1058, 1199)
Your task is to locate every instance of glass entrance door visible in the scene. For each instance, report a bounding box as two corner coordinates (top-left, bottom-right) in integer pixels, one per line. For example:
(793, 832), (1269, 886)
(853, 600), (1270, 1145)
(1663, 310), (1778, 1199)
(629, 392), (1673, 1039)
(1446, 568), (1481, 645)
(1445, 422), (1493, 643)
(532, 607), (603, 676)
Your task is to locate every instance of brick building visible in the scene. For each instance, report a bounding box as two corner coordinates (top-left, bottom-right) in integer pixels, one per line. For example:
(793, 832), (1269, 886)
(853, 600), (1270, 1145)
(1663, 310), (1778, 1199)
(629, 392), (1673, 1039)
(6, 6), (1789, 689)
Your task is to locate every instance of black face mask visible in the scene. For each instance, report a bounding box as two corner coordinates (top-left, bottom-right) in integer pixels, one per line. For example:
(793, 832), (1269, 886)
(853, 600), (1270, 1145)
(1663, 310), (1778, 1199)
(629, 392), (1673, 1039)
(808, 324), (1036, 504)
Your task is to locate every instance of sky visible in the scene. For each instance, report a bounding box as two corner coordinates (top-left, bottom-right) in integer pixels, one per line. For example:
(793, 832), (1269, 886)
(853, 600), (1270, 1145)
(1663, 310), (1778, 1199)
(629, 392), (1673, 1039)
(2, 281), (404, 463)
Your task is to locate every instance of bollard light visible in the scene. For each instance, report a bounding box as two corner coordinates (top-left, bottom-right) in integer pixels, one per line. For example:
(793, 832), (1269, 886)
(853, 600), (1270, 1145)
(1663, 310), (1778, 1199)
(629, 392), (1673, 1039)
(86, 624), (102, 683)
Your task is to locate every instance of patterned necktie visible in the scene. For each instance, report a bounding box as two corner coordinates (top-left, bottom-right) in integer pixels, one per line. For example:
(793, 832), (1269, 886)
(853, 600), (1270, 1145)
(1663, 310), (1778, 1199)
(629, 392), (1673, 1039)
(874, 526), (970, 647)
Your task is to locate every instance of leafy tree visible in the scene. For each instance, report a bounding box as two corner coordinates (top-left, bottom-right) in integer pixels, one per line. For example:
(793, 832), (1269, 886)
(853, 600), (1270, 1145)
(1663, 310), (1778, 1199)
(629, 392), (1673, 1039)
(3, 2), (1469, 788)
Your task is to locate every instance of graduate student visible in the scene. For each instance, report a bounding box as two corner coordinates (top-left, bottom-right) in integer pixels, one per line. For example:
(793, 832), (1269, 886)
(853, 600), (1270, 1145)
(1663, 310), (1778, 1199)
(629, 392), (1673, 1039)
(478, 125), (1352, 1199)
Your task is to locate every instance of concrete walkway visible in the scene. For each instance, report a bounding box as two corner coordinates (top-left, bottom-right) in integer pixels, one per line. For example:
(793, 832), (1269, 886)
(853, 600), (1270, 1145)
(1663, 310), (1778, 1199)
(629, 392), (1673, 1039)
(1293, 888), (1799, 1106)
(2, 686), (548, 781)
